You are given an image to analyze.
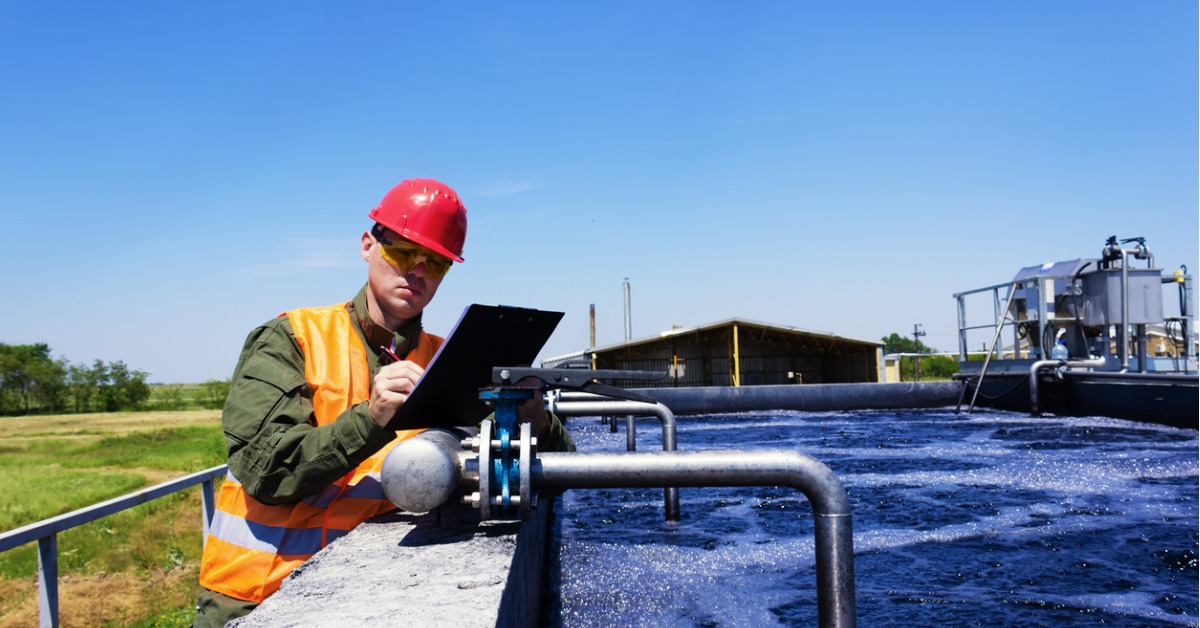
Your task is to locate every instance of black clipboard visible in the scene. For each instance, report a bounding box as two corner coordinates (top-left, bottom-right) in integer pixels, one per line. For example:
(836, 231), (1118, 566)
(385, 304), (564, 430)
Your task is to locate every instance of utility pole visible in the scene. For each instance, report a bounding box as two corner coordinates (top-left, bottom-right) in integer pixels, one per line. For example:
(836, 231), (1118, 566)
(913, 324), (926, 382)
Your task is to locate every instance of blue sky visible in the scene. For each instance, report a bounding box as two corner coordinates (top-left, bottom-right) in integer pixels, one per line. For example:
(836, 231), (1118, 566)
(1, 2), (1196, 384)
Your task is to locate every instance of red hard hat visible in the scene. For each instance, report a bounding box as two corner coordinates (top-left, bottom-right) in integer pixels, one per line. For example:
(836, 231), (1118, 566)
(368, 178), (467, 262)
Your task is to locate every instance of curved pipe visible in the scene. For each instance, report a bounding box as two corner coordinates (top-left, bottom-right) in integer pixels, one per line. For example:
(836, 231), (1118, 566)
(551, 394), (678, 451)
(1121, 251), (1130, 370)
(536, 449), (856, 628)
(1029, 358), (1107, 415)
(549, 393), (680, 521)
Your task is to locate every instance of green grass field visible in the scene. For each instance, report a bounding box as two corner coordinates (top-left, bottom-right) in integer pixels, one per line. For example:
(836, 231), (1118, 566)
(0, 410), (224, 628)
(145, 382), (227, 412)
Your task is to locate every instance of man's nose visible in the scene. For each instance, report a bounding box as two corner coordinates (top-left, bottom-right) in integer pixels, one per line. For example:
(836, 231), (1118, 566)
(407, 255), (430, 277)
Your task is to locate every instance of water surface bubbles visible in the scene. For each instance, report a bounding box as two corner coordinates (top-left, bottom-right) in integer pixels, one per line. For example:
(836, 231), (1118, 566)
(547, 409), (1198, 627)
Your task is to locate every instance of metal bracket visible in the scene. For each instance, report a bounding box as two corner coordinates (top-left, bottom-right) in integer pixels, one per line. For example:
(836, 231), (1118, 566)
(491, 366), (665, 404)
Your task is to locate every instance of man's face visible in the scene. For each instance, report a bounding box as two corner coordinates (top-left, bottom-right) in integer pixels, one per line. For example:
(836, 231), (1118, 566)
(360, 227), (450, 330)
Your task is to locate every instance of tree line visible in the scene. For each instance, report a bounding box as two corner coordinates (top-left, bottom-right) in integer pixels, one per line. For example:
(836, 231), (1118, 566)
(880, 332), (959, 381)
(0, 342), (229, 415)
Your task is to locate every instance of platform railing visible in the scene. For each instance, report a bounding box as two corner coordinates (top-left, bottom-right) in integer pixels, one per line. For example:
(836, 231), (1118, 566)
(0, 465), (228, 628)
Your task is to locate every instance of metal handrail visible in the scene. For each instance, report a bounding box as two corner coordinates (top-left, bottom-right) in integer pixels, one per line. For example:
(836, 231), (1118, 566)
(0, 464), (228, 628)
(966, 282), (1020, 413)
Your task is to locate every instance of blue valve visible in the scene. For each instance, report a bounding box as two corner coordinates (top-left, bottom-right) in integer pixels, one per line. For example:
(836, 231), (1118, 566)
(478, 387), (536, 517)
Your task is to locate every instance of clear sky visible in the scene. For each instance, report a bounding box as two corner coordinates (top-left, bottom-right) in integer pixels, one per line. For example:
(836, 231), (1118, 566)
(2, 2), (1196, 384)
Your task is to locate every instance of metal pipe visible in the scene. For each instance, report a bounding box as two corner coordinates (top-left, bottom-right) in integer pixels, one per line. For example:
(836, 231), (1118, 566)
(552, 395), (678, 451)
(535, 450), (856, 628)
(1035, 276), (1050, 359)
(550, 395), (680, 521)
(1137, 323), (1149, 373)
(1121, 249), (1131, 370)
(632, 383), (961, 415)
(382, 428), (478, 514)
(1183, 272), (1196, 365)
(1056, 370), (1198, 383)
(1029, 358), (1107, 415)
(956, 289), (968, 361)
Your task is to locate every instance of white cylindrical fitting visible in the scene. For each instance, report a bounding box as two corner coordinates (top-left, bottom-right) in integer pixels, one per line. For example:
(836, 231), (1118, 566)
(382, 427), (476, 513)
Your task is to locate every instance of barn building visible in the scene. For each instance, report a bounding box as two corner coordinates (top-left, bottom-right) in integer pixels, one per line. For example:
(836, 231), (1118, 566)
(543, 318), (883, 388)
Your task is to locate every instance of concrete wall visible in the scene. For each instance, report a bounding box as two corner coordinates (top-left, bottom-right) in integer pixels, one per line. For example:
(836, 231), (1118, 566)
(231, 499), (555, 628)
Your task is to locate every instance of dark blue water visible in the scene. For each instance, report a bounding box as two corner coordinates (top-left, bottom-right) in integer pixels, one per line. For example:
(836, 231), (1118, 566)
(547, 409), (1199, 627)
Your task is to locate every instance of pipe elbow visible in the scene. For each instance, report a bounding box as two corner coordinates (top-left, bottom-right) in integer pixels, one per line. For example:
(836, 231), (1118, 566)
(1029, 359), (1061, 379)
(785, 451), (852, 517)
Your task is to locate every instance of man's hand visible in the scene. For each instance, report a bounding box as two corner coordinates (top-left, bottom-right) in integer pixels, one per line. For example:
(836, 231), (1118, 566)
(368, 360), (425, 428)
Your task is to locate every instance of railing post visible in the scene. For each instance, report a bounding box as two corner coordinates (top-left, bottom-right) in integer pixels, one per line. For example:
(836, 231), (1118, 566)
(1, 465), (227, 628)
(201, 477), (217, 546)
(37, 534), (58, 628)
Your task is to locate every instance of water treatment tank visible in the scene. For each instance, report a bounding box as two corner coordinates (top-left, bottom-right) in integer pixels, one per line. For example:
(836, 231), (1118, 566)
(1079, 268), (1164, 326)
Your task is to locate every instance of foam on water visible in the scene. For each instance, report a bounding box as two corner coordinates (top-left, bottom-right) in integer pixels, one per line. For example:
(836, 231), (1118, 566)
(546, 408), (1198, 627)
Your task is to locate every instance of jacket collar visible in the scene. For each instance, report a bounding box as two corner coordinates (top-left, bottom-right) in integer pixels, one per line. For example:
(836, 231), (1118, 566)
(349, 285), (424, 359)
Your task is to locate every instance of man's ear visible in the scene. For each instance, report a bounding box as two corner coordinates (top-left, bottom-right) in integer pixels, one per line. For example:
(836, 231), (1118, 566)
(360, 231), (374, 263)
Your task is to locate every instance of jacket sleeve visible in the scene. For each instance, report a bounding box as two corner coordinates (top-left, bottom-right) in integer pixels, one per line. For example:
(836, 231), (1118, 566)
(541, 412), (576, 453)
(221, 319), (395, 504)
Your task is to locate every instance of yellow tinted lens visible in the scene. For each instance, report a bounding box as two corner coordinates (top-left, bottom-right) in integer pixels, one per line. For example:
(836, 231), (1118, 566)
(379, 243), (451, 278)
(378, 244), (414, 269)
(423, 256), (452, 277)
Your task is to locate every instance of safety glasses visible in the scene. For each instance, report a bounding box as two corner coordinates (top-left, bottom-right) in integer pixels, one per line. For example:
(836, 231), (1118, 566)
(372, 225), (453, 278)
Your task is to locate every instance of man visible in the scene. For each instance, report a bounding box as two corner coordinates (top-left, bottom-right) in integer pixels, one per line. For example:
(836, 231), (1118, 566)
(193, 178), (574, 627)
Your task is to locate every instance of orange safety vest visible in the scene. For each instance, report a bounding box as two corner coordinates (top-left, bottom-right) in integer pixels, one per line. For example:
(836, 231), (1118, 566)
(199, 303), (442, 603)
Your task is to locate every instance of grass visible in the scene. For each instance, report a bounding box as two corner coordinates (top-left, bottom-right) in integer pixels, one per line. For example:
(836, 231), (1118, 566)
(0, 410), (224, 628)
(145, 383), (218, 412)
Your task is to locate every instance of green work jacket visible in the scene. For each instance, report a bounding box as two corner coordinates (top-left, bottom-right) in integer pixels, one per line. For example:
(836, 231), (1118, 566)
(222, 286), (574, 505)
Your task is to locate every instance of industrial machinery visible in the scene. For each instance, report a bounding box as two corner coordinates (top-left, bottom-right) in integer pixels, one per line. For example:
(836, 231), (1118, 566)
(954, 236), (1198, 426)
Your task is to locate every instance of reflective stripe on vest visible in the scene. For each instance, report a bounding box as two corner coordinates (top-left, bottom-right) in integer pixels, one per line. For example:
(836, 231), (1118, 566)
(199, 303), (442, 603)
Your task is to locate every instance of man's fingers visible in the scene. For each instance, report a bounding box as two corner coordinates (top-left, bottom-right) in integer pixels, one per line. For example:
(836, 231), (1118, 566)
(368, 361), (426, 427)
(379, 361), (424, 385)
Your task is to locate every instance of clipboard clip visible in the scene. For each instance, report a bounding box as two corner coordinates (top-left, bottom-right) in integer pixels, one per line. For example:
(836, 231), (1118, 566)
(491, 367), (666, 405)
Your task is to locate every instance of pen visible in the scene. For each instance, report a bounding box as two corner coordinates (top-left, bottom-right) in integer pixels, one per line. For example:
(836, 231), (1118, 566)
(381, 340), (400, 363)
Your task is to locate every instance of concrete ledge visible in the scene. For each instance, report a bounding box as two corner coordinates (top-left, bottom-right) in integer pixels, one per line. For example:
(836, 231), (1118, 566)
(231, 499), (554, 628)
